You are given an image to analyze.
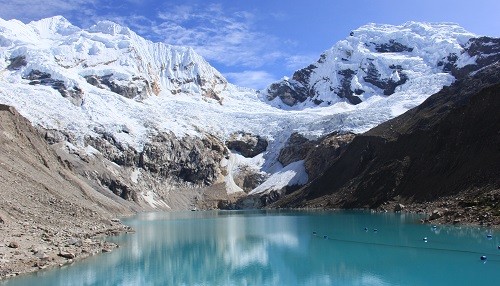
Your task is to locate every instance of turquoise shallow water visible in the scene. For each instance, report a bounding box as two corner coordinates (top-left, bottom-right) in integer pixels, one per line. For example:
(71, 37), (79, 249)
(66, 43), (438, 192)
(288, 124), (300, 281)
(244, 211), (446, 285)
(2, 210), (500, 286)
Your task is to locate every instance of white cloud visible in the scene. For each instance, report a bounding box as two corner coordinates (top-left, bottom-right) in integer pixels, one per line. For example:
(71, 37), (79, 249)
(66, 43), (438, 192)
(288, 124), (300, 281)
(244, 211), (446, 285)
(224, 71), (278, 90)
(285, 54), (319, 71)
(153, 4), (284, 68)
(0, 0), (96, 21)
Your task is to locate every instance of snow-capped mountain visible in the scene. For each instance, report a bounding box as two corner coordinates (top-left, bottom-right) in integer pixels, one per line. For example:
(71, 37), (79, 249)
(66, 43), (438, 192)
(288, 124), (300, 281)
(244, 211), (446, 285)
(262, 22), (478, 109)
(0, 16), (498, 209)
(0, 16), (227, 103)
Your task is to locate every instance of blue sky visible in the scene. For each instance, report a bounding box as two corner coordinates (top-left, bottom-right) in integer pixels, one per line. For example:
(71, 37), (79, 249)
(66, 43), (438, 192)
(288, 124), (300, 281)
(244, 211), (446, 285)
(1, 0), (499, 89)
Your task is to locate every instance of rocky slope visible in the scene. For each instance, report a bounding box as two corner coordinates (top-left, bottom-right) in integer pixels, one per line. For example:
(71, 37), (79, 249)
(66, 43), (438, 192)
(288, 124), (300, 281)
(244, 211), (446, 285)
(271, 63), (500, 225)
(0, 104), (135, 278)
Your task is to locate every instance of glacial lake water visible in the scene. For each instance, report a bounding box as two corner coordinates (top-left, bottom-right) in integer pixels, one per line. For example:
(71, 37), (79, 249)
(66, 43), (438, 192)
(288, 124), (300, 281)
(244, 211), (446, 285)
(2, 210), (500, 286)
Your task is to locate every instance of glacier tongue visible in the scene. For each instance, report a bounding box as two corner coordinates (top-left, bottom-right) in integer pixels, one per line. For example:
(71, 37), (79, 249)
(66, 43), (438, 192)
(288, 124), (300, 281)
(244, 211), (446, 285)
(0, 17), (494, 198)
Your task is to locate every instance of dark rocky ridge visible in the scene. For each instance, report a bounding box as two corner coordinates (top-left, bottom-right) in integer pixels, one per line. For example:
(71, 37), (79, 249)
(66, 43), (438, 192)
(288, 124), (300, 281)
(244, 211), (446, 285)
(24, 70), (84, 106)
(271, 63), (500, 224)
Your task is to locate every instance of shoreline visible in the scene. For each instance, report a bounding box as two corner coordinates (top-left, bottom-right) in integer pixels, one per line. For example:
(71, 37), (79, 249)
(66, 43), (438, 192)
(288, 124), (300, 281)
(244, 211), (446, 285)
(0, 220), (134, 280)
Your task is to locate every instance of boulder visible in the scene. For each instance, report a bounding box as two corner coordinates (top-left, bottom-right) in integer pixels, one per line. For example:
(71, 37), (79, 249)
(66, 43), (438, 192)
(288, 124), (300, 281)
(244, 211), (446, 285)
(394, 203), (405, 212)
(8, 241), (19, 249)
(429, 209), (443, 220)
(58, 251), (75, 259)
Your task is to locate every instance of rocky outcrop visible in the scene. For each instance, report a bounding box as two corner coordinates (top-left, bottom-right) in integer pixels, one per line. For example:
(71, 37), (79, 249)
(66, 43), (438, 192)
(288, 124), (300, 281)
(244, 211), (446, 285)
(24, 70), (84, 106)
(278, 132), (355, 180)
(363, 61), (409, 96)
(278, 133), (313, 166)
(140, 133), (227, 185)
(83, 131), (227, 186)
(85, 74), (150, 99)
(272, 63), (500, 212)
(372, 39), (414, 53)
(226, 132), (268, 158)
(6, 55), (27, 70)
(265, 80), (310, 106)
(85, 132), (139, 167)
(337, 69), (362, 104)
(303, 132), (356, 180)
(438, 37), (500, 79)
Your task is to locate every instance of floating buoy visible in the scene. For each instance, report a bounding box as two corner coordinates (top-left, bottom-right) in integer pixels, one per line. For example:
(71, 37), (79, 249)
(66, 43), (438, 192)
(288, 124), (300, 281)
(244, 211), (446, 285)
(423, 237), (428, 242)
(480, 255), (487, 261)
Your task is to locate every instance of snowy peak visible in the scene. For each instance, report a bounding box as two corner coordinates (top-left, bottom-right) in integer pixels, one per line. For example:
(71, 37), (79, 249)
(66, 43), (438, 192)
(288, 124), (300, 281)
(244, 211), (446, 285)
(0, 16), (227, 103)
(29, 15), (80, 37)
(262, 22), (490, 109)
(88, 20), (132, 36)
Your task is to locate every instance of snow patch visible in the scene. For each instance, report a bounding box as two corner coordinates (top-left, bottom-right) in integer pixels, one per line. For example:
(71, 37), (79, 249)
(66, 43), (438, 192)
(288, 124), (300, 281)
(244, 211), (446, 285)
(130, 169), (140, 184)
(249, 160), (308, 195)
(141, 191), (170, 209)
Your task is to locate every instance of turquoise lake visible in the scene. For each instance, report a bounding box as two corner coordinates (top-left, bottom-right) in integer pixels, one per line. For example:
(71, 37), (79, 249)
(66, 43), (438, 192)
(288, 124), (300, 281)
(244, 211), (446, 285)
(2, 210), (500, 286)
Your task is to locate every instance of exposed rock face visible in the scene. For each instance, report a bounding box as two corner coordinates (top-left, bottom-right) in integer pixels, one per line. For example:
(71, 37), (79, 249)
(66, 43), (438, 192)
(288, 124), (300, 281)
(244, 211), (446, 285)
(84, 131), (227, 186)
(362, 61), (408, 96)
(439, 37), (500, 79)
(272, 63), (500, 211)
(140, 133), (227, 185)
(278, 132), (355, 180)
(6, 56), (27, 70)
(226, 132), (268, 158)
(337, 69), (362, 104)
(278, 133), (313, 166)
(303, 132), (356, 180)
(85, 133), (139, 167)
(373, 39), (414, 53)
(265, 80), (310, 106)
(85, 74), (150, 99)
(24, 70), (84, 106)
(265, 65), (318, 106)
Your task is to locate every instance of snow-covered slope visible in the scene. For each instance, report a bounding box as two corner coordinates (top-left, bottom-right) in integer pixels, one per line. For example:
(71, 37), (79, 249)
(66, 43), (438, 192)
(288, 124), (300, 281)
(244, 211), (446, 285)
(262, 22), (476, 110)
(0, 17), (497, 201)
